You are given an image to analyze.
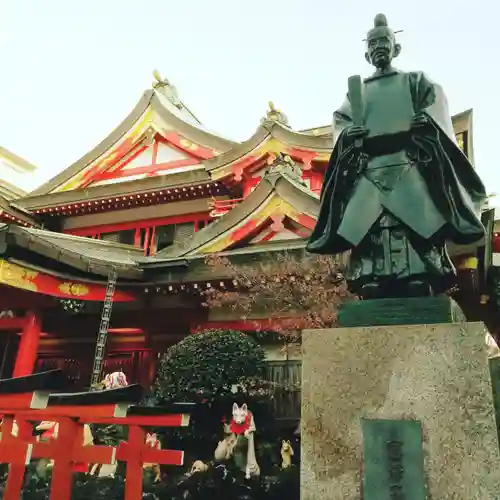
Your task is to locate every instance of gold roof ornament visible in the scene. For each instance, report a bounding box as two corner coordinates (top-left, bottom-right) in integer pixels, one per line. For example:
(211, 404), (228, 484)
(152, 69), (183, 109)
(152, 69), (173, 89)
(261, 101), (290, 127)
(265, 152), (302, 181)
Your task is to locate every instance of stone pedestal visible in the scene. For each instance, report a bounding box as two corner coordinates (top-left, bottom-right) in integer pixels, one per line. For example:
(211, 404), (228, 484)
(301, 322), (500, 499)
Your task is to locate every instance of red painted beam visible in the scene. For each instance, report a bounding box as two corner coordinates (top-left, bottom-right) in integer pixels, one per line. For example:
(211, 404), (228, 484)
(79, 137), (136, 189)
(162, 132), (216, 160)
(0, 416), (32, 500)
(96, 159), (199, 180)
(152, 138), (159, 167)
(286, 147), (320, 171)
(15, 403), (128, 419)
(231, 154), (261, 181)
(72, 444), (116, 464)
(261, 230), (277, 242)
(91, 144), (149, 182)
(116, 444), (184, 466)
(31, 441), (116, 465)
(0, 442), (32, 464)
(45, 418), (83, 500)
(0, 266), (136, 302)
(66, 212), (210, 236)
(77, 413), (190, 427)
(13, 311), (41, 377)
(3, 462), (27, 500)
(123, 426), (146, 500)
(0, 317), (26, 331)
(297, 213), (317, 229)
(0, 391), (49, 410)
(230, 219), (259, 243)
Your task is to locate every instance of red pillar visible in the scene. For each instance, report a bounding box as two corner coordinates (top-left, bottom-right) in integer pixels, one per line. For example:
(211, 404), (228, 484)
(12, 311), (41, 377)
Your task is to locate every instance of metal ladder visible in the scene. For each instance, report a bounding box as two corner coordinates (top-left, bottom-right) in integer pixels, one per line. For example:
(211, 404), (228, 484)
(90, 268), (117, 388)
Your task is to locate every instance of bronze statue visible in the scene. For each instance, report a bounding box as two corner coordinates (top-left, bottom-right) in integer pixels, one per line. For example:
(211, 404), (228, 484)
(307, 14), (487, 299)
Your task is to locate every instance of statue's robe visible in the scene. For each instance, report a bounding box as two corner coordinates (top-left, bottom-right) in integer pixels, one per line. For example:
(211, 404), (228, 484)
(307, 70), (486, 263)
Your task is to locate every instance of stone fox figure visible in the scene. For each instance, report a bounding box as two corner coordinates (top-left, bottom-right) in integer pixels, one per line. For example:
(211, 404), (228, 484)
(214, 403), (260, 479)
(281, 439), (294, 469)
(306, 13), (486, 299)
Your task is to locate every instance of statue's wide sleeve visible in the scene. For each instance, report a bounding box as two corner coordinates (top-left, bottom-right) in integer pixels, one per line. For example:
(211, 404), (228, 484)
(409, 71), (457, 143)
(408, 71), (487, 233)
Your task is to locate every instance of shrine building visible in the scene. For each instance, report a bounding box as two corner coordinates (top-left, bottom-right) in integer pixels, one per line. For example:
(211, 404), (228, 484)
(0, 72), (495, 404)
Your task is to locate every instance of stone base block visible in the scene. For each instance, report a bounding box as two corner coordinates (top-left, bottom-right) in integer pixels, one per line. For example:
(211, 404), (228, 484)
(301, 322), (500, 499)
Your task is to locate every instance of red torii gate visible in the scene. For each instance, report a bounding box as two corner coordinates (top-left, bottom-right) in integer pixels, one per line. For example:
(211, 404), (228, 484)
(0, 370), (192, 500)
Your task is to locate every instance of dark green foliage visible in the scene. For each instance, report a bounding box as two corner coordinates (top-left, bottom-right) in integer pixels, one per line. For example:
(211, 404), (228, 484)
(163, 466), (300, 500)
(154, 329), (266, 404)
(91, 423), (127, 446)
(2, 464), (300, 500)
(17, 470), (125, 500)
(265, 467), (300, 500)
(155, 465), (300, 500)
(153, 329), (269, 465)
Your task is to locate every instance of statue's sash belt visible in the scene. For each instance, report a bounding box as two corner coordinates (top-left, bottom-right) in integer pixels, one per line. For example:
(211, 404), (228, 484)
(337, 166), (446, 246)
(364, 153), (411, 192)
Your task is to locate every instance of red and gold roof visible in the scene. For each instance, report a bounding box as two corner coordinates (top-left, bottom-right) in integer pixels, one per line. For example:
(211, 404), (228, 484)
(157, 160), (319, 258)
(0, 72), (483, 307)
(30, 73), (235, 196)
(12, 73), (474, 224)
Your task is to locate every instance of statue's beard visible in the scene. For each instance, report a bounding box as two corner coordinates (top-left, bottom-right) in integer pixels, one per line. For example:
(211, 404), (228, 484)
(372, 52), (391, 69)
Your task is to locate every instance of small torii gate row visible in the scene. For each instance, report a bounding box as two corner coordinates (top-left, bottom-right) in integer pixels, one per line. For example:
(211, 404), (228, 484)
(0, 369), (193, 500)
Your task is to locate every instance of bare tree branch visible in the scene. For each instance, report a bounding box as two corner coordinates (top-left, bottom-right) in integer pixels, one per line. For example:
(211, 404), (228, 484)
(203, 250), (355, 338)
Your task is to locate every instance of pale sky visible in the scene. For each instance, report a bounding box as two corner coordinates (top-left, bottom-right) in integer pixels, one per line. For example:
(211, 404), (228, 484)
(0, 0), (498, 195)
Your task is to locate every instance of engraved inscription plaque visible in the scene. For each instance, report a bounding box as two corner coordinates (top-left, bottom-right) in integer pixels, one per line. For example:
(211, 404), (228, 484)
(362, 419), (426, 500)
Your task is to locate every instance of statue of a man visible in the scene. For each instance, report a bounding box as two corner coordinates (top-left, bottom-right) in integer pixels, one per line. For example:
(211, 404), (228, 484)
(307, 13), (487, 299)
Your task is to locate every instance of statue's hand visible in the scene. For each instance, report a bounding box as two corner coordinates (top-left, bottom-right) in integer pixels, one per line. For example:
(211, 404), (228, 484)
(346, 125), (368, 138)
(411, 112), (429, 128)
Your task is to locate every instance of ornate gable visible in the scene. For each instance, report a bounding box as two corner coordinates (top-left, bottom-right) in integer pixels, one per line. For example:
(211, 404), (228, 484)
(156, 159), (319, 258)
(29, 74), (236, 196)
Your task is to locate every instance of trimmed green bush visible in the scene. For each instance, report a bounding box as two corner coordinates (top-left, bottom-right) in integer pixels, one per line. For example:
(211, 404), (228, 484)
(155, 329), (266, 404)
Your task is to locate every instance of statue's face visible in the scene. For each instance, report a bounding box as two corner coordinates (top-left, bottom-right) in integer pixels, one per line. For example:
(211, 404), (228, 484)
(232, 403), (248, 424)
(366, 34), (394, 69)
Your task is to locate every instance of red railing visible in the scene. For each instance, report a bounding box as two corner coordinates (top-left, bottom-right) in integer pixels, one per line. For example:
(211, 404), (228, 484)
(0, 370), (191, 500)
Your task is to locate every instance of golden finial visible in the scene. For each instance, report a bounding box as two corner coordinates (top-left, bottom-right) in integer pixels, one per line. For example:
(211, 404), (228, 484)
(153, 69), (162, 83)
(152, 69), (170, 88)
(268, 101), (280, 113)
(262, 101), (289, 127)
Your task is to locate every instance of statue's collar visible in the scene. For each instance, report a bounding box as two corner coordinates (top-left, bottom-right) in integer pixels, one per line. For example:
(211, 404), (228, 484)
(364, 68), (400, 83)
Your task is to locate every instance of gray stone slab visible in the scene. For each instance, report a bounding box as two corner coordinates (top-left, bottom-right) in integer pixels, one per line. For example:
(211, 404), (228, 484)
(301, 322), (500, 499)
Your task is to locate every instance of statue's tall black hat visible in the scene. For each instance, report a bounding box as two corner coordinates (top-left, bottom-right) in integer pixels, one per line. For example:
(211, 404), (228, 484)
(366, 13), (395, 41)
